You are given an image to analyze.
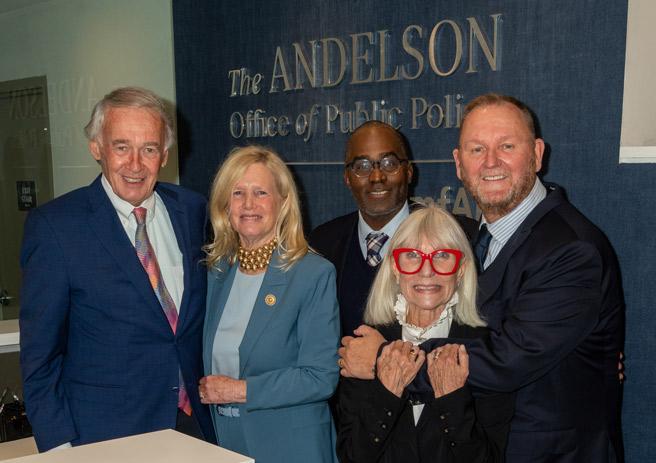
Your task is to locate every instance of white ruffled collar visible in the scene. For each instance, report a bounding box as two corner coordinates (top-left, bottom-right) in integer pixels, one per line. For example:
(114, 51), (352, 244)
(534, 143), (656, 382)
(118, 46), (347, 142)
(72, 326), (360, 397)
(394, 292), (456, 344)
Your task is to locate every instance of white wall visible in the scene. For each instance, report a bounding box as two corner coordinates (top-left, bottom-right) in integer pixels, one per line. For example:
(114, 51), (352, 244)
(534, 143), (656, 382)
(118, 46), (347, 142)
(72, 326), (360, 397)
(620, 0), (656, 162)
(0, 0), (178, 196)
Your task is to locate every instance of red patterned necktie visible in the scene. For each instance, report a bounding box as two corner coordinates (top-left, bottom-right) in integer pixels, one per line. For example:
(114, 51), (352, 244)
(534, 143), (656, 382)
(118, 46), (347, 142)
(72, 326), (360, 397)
(133, 207), (192, 415)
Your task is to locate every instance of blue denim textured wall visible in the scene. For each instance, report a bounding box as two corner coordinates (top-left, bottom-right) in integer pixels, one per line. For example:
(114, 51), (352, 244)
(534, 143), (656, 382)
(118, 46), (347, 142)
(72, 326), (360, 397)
(173, 1), (654, 459)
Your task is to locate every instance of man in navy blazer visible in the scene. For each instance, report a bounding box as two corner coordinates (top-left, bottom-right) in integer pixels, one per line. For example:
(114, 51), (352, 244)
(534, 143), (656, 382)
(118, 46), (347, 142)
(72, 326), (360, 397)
(309, 121), (415, 338)
(19, 87), (215, 451)
(340, 94), (624, 462)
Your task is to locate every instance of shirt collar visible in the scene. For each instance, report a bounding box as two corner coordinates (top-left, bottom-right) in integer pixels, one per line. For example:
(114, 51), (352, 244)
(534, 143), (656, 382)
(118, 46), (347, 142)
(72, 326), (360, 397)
(358, 201), (410, 243)
(101, 174), (157, 223)
(481, 177), (546, 245)
(394, 292), (456, 344)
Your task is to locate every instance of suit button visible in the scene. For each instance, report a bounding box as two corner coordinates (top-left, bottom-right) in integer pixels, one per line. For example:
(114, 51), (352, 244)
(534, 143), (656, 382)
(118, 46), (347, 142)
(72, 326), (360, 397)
(172, 387), (179, 393)
(380, 423), (387, 430)
(450, 441), (457, 447)
(373, 436), (380, 443)
(443, 428), (450, 434)
(440, 414), (447, 420)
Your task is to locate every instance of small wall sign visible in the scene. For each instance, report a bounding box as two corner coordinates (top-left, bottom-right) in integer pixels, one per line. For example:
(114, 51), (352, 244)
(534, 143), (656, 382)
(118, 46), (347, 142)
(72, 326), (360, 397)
(17, 181), (37, 211)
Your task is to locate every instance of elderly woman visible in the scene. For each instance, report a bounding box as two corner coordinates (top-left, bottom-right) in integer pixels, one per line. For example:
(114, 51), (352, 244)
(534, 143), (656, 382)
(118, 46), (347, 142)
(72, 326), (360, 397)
(337, 203), (514, 463)
(199, 145), (340, 463)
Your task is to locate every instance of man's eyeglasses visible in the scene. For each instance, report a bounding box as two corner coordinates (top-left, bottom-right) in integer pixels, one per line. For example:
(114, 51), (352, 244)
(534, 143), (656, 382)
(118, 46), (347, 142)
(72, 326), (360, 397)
(345, 155), (408, 178)
(392, 248), (462, 275)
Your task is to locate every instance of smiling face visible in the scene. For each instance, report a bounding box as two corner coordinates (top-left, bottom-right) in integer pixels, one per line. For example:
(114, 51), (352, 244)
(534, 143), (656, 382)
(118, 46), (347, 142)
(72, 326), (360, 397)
(343, 126), (413, 230)
(228, 162), (283, 249)
(453, 103), (544, 223)
(90, 107), (168, 207)
(392, 237), (464, 328)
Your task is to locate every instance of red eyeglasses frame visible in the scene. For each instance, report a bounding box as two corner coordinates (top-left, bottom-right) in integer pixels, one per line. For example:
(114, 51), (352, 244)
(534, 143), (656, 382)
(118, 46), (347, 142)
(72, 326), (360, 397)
(392, 248), (462, 275)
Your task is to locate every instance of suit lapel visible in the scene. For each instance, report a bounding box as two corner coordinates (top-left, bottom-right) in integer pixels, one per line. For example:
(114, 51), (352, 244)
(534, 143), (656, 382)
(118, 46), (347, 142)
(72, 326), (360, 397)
(157, 185), (193, 333)
(477, 226), (531, 307)
(378, 323), (402, 341)
(335, 213), (358, 295)
(238, 250), (287, 377)
(476, 184), (563, 308)
(85, 177), (169, 325)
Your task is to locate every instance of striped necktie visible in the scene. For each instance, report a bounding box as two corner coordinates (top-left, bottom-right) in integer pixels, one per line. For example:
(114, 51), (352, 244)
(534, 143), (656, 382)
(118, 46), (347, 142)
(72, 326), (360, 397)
(134, 207), (192, 415)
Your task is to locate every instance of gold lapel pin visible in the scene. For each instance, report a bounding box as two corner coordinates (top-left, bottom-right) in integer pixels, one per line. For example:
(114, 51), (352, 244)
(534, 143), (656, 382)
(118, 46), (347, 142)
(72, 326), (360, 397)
(265, 294), (276, 306)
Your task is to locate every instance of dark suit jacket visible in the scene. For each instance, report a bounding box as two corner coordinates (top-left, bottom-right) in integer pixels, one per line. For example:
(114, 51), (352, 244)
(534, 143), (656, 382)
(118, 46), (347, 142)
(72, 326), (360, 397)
(19, 175), (215, 451)
(338, 322), (513, 463)
(418, 184), (625, 463)
(309, 209), (477, 334)
(309, 211), (359, 298)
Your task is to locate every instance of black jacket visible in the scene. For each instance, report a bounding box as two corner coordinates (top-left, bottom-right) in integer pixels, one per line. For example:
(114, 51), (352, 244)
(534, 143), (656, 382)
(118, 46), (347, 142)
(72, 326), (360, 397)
(337, 322), (514, 463)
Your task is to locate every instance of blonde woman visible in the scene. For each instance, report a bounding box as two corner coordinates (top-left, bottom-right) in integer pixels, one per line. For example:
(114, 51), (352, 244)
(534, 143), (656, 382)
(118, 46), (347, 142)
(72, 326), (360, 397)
(199, 145), (339, 463)
(337, 203), (514, 463)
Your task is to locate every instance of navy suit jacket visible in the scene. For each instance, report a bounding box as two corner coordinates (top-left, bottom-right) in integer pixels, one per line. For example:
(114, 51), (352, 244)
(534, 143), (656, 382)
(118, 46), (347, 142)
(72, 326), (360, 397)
(19, 175), (215, 451)
(309, 211), (359, 302)
(204, 250), (340, 463)
(417, 184), (624, 462)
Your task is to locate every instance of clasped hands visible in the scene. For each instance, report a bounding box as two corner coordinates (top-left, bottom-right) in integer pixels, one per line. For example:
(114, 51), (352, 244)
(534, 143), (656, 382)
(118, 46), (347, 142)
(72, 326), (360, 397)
(198, 375), (247, 404)
(339, 325), (468, 398)
(376, 340), (425, 397)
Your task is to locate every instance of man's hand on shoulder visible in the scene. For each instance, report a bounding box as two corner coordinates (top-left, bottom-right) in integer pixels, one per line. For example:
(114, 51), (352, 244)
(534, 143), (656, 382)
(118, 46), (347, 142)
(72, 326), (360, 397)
(338, 325), (386, 379)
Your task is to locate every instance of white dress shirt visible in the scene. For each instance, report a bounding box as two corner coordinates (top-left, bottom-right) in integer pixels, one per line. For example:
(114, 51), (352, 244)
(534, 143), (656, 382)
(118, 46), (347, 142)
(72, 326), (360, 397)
(101, 175), (184, 311)
(357, 201), (410, 261)
(481, 178), (547, 270)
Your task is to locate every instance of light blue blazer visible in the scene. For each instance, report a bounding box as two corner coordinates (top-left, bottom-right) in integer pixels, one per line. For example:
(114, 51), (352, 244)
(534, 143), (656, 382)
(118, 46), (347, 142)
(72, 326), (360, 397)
(203, 249), (340, 463)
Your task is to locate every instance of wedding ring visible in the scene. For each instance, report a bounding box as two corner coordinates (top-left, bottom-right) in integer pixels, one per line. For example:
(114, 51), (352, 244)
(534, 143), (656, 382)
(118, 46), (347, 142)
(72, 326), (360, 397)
(338, 358), (345, 368)
(200, 392), (205, 399)
(409, 348), (418, 357)
(432, 350), (442, 360)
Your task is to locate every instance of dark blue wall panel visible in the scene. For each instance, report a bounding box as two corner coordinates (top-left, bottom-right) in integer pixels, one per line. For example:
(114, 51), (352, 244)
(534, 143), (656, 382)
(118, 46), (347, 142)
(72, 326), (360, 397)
(173, 1), (655, 459)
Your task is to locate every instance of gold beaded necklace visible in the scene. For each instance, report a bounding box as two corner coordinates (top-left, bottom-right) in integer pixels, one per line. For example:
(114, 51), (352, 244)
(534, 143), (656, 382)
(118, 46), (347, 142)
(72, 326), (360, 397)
(237, 238), (278, 271)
